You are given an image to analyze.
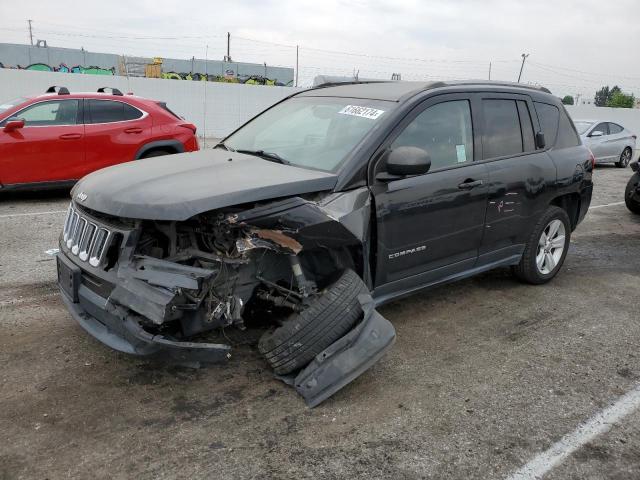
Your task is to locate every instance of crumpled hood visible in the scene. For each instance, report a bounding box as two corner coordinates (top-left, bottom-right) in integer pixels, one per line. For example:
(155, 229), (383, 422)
(71, 149), (338, 220)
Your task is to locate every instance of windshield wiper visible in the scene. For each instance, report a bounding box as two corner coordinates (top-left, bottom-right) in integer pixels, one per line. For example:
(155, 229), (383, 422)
(235, 149), (290, 165)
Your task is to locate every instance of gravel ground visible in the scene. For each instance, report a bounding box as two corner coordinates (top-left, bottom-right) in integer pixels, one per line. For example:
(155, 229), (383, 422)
(0, 165), (639, 480)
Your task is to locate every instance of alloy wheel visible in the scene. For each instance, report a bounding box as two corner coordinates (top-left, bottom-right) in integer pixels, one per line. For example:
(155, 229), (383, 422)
(621, 148), (632, 167)
(536, 219), (566, 275)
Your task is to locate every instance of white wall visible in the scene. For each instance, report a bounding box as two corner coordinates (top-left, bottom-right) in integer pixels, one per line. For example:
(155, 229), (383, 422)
(3, 68), (640, 151)
(0, 69), (303, 139)
(565, 105), (640, 137)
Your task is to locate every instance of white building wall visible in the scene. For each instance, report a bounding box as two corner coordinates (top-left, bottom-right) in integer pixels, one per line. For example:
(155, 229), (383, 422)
(0, 69), (303, 139)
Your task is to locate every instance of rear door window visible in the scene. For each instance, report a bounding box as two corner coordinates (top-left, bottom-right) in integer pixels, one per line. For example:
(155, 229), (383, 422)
(534, 102), (560, 147)
(516, 100), (535, 152)
(482, 99), (523, 158)
(87, 100), (143, 124)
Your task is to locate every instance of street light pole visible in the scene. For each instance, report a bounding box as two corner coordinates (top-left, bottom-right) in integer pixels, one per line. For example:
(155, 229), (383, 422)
(517, 53), (529, 83)
(28, 19), (34, 46)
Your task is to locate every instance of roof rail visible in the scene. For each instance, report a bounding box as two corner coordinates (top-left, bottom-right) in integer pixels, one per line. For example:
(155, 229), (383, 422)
(442, 80), (552, 94)
(312, 80), (391, 89)
(46, 86), (70, 95)
(97, 87), (123, 96)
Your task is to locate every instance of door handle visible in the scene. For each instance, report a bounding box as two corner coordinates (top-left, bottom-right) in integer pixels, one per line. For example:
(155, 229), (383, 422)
(458, 179), (484, 190)
(124, 127), (143, 134)
(59, 133), (82, 140)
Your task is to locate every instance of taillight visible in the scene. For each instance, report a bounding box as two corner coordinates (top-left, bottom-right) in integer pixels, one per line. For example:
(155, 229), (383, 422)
(179, 122), (197, 134)
(588, 149), (596, 170)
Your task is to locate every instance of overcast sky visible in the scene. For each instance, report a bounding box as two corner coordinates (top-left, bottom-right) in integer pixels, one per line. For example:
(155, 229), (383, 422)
(1, 0), (639, 99)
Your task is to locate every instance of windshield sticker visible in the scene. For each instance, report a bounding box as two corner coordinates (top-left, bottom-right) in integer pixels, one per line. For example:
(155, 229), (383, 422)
(338, 105), (385, 120)
(456, 144), (466, 163)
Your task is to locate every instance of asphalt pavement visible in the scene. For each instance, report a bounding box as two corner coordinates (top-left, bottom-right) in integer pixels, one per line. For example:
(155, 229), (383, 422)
(0, 165), (639, 480)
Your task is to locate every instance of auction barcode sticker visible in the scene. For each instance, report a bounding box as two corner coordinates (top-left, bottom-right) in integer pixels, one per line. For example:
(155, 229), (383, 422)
(338, 105), (385, 120)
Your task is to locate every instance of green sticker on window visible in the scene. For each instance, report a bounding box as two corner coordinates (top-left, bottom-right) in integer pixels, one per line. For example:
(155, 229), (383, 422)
(456, 144), (466, 163)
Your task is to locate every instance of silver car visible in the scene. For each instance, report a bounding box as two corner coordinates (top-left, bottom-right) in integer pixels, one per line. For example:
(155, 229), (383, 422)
(574, 120), (636, 168)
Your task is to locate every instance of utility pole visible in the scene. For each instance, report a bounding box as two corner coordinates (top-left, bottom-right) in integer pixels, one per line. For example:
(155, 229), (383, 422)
(28, 19), (34, 46)
(488, 62), (492, 80)
(223, 32), (231, 62)
(517, 53), (529, 83)
(295, 45), (299, 87)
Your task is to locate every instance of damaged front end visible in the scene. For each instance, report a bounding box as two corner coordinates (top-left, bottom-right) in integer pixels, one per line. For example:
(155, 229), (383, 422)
(57, 189), (395, 406)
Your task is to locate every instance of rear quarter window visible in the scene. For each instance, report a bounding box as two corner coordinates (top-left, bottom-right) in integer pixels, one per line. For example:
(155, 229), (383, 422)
(534, 102), (559, 147)
(556, 108), (581, 148)
(608, 123), (623, 134)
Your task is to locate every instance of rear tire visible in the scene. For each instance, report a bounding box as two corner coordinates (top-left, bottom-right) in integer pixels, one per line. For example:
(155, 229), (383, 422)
(258, 269), (368, 375)
(141, 149), (171, 159)
(625, 173), (640, 214)
(616, 147), (632, 168)
(512, 206), (571, 285)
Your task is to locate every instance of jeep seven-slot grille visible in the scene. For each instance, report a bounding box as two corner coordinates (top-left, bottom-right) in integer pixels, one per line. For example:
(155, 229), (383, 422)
(62, 204), (113, 267)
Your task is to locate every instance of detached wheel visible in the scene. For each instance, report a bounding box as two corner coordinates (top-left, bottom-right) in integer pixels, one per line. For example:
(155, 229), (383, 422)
(617, 148), (632, 168)
(625, 173), (640, 214)
(259, 269), (368, 375)
(141, 149), (171, 159)
(512, 206), (571, 285)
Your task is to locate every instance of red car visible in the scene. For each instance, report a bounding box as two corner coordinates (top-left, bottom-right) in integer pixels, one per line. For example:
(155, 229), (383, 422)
(0, 86), (199, 190)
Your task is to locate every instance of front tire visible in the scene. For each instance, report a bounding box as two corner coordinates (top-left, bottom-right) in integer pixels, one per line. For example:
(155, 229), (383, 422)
(625, 173), (640, 214)
(512, 206), (571, 284)
(617, 147), (632, 168)
(259, 269), (368, 375)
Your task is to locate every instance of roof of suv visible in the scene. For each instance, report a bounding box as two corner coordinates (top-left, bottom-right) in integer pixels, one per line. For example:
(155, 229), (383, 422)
(297, 80), (552, 102)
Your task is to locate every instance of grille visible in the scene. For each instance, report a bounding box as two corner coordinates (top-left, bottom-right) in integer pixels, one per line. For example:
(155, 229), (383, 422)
(62, 204), (114, 267)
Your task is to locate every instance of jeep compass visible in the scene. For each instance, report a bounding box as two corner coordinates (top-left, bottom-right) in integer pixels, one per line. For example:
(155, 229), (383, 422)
(57, 81), (593, 406)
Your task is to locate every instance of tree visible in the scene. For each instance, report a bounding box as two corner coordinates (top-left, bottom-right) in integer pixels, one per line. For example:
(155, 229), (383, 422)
(607, 91), (635, 108)
(595, 86), (609, 106)
(594, 85), (622, 106)
(561, 95), (574, 105)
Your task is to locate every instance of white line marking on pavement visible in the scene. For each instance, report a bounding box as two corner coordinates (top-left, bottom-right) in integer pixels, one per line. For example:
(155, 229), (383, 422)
(0, 210), (67, 219)
(506, 383), (640, 480)
(590, 201), (625, 210)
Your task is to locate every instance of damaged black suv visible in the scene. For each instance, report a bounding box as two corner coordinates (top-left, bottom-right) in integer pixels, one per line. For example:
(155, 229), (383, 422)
(57, 81), (593, 406)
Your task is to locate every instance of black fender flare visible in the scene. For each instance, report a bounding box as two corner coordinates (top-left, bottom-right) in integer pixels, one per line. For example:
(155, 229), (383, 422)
(135, 140), (185, 159)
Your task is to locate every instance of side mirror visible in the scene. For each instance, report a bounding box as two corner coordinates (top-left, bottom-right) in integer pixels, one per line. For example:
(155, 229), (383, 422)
(535, 132), (546, 149)
(384, 146), (432, 177)
(590, 130), (604, 137)
(3, 118), (25, 132)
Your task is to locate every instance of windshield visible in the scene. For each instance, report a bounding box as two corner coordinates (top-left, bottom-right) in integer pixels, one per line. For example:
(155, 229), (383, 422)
(573, 121), (593, 135)
(0, 97), (27, 115)
(223, 96), (395, 172)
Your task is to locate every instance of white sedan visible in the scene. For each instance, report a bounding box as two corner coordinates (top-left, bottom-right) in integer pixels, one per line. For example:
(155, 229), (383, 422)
(574, 120), (636, 168)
